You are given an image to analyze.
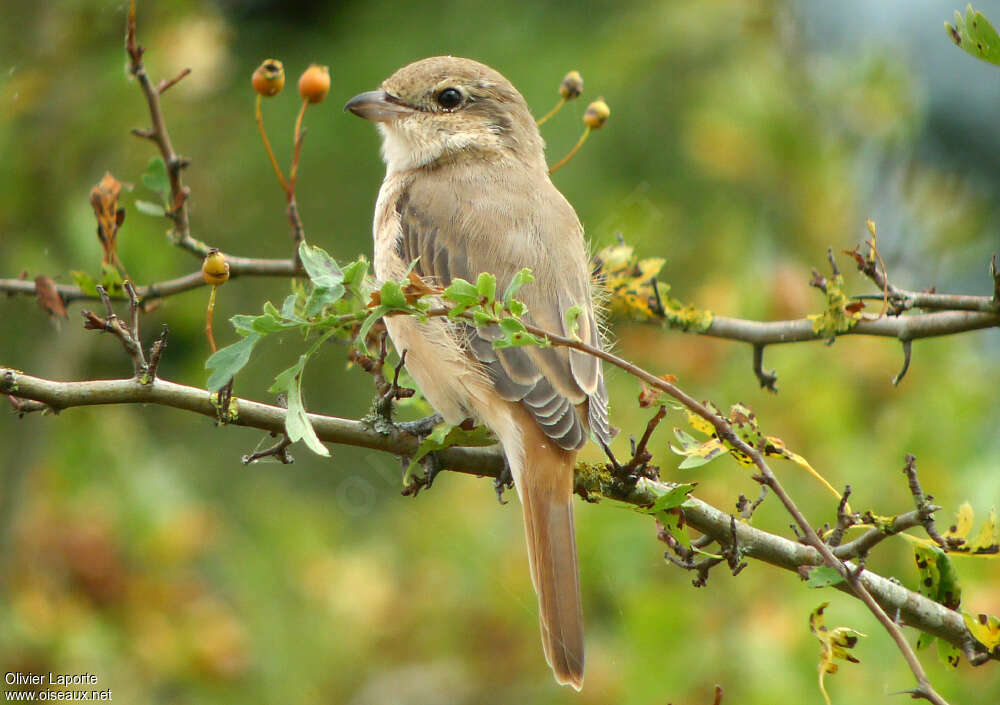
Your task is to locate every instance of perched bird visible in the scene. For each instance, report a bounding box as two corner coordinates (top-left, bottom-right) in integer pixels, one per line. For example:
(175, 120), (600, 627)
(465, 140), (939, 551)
(346, 56), (609, 689)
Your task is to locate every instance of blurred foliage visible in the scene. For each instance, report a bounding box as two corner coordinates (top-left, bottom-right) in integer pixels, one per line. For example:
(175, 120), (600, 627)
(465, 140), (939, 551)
(1, 1), (999, 704)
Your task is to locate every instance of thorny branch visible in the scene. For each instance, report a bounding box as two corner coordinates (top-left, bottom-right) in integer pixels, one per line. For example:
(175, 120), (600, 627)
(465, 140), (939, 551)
(125, 1), (205, 258)
(2, 365), (991, 678)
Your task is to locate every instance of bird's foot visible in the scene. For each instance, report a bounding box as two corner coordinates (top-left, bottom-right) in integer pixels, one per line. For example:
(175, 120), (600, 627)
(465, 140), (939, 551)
(401, 450), (443, 497)
(493, 455), (514, 505)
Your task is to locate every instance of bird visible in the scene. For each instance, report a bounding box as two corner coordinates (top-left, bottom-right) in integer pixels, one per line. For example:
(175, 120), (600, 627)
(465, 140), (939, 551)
(345, 56), (610, 689)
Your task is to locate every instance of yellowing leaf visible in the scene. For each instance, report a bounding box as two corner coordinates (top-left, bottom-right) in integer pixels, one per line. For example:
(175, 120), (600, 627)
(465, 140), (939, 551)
(968, 507), (999, 554)
(765, 436), (843, 503)
(962, 611), (1000, 651)
(944, 502), (975, 541)
(685, 409), (715, 437)
(810, 602), (864, 705)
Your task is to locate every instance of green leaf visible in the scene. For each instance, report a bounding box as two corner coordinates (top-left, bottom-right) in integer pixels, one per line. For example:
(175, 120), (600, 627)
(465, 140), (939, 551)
(251, 312), (291, 334)
(341, 258), (369, 290)
(230, 314), (259, 336)
(914, 544), (962, 610)
(443, 278), (479, 306)
(141, 156), (170, 200)
(937, 637), (962, 669)
(280, 293), (299, 320)
(379, 280), (407, 309)
(303, 286), (343, 319)
(642, 482), (697, 514)
(658, 508), (690, 548)
(806, 566), (846, 588)
(270, 355), (329, 457)
(503, 268), (534, 306)
(404, 423), (495, 485)
(946, 5), (1000, 66)
(100, 263), (125, 296)
(298, 241), (344, 289)
(70, 270), (98, 297)
(205, 333), (260, 390)
(475, 272), (497, 302)
(564, 304), (583, 339)
(134, 199), (166, 217)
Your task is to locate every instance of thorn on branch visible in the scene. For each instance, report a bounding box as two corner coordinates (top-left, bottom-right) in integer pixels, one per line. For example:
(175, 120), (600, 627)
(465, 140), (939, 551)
(752, 344), (778, 393)
(826, 485), (857, 548)
(157, 67), (191, 94)
(903, 454), (955, 550)
(892, 339), (912, 386)
(130, 127), (156, 140)
(243, 434), (294, 465)
(809, 267), (828, 293)
(617, 405), (666, 482)
(736, 485), (768, 520)
(147, 324), (168, 380)
(598, 437), (622, 473)
(7, 395), (53, 417)
(826, 247), (840, 277)
(82, 284), (148, 376)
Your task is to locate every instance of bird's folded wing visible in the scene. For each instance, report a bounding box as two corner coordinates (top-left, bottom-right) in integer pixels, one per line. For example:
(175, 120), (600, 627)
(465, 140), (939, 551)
(394, 172), (610, 450)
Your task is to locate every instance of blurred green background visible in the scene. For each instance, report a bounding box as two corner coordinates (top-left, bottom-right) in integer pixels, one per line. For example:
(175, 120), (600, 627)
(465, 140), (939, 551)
(1, 1), (998, 703)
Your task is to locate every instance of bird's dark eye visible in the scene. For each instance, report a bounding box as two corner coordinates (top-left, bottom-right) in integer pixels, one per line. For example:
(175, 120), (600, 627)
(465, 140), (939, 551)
(436, 88), (463, 109)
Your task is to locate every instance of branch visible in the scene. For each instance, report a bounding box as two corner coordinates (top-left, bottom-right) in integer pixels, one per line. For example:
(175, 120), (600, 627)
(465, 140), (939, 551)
(0, 255), (300, 304)
(701, 310), (999, 345)
(125, 1), (204, 258)
(2, 365), (992, 673)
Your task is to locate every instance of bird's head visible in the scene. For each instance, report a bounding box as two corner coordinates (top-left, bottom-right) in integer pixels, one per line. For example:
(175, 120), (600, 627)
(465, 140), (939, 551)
(345, 56), (544, 173)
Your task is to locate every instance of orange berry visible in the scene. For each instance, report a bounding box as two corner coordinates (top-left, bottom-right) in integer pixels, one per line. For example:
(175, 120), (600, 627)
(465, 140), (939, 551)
(298, 64), (331, 104)
(252, 59), (285, 97)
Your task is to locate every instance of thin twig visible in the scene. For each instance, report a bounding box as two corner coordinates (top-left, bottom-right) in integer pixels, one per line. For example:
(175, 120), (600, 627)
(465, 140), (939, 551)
(255, 94), (289, 194)
(126, 1), (202, 256)
(157, 67), (191, 94)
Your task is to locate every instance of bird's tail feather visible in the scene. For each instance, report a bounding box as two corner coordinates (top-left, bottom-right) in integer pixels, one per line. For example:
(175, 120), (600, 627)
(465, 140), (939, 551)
(518, 437), (584, 690)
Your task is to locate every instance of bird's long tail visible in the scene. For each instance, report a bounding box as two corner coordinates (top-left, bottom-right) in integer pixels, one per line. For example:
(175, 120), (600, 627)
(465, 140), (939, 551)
(515, 422), (584, 690)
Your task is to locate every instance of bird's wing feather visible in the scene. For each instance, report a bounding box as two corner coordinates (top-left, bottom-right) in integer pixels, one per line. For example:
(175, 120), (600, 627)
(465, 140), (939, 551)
(394, 164), (609, 449)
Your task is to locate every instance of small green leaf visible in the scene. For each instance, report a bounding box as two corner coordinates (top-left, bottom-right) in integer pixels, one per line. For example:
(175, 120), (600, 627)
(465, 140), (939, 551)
(141, 156), (170, 200)
(379, 280), (407, 309)
(404, 423), (495, 484)
(937, 637), (962, 669)
(444, 278), (479, 306)
(341, 258), (369, 290)
(659, 509), (690, 548)
(270, 355), (329, 457)
(476, 272), (497, 302)
(303, 285), (343, 318)
(251, 312), (293, 334)
(564, 304), (583, 339)
(280, 293), (299, 320)
(134, 199), (166, 217)
(230, 314), (259, 336)
(298, 241), (344, 290)
(100, 263), (125, 296)
(642, 482), (697, 514)
(503, 268), (534, 306)
(806, 566), (846, 588)
(205, 333), (260, 390)
(946, 5), (1000, 66)
(71, 270), (99, 297)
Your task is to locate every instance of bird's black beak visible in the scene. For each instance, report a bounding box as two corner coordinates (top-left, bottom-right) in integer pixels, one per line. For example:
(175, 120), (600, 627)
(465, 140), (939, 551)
(344, 90), (413, 123)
